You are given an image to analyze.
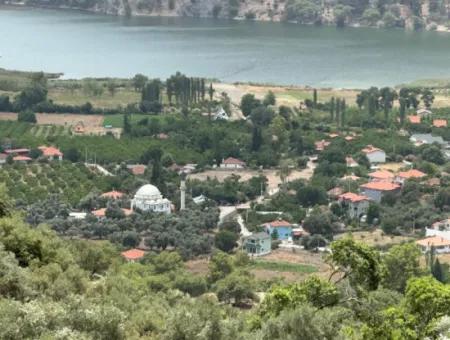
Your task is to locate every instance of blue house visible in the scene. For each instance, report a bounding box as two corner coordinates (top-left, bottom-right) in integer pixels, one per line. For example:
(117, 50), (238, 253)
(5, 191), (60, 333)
(263, 219), (293, 241)
(243, 232), (271, 256)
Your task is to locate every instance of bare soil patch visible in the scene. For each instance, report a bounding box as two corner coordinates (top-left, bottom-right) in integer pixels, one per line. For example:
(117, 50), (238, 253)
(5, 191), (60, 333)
(36, 113), (104, 127)
(336, 229), (414, 248)
(0, 112), (18, 121)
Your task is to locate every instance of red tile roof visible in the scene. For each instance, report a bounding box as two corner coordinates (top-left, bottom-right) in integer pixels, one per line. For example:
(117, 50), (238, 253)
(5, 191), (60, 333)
(315, 140), (330, 151)
(345, 136), (355, 141)
(121, 248), (145, 260)
(327, 187), (344, 197)
(360, 181), (400, 191)
(130, 165), (147, 176)
(416, 236), (450, 248)
(368, 170), (395, 181)
(433, 119), (447, 128)
(5, 148), (30, 154)
(397, 169), (426, 179)
(338, 192), (369, 203)
(328, 133), (339, 138)
(362, 145), (383, 154)
(222, 157), (246, 165)
(101, 190), (124, 199)
(346, 156), (358, 167)
(407, 115), (421, 124)
(38, 146), (63, 157)
(266, 219), (292, 227)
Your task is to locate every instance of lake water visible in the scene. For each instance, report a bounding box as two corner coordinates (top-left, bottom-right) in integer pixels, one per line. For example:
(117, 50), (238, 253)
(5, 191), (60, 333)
(2, 7), (450, 88)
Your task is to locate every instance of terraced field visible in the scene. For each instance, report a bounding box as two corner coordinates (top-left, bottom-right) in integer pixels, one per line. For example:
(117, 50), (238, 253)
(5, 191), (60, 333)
(29, 125), (71, 138)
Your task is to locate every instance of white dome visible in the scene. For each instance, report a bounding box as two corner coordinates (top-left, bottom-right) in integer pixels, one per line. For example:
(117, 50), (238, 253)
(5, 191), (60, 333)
(134, 184), (161, 199)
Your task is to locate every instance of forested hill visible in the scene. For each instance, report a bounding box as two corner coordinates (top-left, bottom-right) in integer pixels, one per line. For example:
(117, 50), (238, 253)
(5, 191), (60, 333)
(22, 0), (450, 30)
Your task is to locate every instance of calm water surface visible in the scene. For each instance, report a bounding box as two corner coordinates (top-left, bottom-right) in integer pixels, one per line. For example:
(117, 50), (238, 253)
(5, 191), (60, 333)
(1, 7), (450, 87)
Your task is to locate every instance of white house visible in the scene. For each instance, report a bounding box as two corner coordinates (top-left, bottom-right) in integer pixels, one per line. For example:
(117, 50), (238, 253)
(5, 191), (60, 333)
(361, 145), (386, 164)
(360, 181), (401, 203)
(220, 157), (246, 169)
(213, 107), (229, 121)
(416, 236), (450, 254)
(131, 184), (171, 214)
(338, 192), (370, 219)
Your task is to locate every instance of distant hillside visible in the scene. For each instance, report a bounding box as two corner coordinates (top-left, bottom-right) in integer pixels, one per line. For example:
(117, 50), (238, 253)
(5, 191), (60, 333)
(20, 0), (450, 30)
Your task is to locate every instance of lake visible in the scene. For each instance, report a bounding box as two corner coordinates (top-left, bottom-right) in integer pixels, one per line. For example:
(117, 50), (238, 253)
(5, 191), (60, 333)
(1, 7), (450, 88)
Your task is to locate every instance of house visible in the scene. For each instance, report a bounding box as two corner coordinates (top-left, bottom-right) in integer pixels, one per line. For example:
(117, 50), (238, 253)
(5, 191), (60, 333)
(243, 232), (271, 256)
(338, 192), (370, 219)
(341, 174), (361, 181)
(214, 107), (229, 121)
(4, 148), (30, 156)
(416, 108), (432, 117)
(121, 248), (146, 262)
(407, 115), (421, 124)
(263, 219), (293, 240)
(410, 134), (445, 146)
(157, 133), (169, 140)
(38, 146), (63, 161)
(0, 153), (7, 165)
(328, 133), (340, 138)
(395, 169), (426, 185)
(13, 155), (32, 163)
(127, 164), (147, 176)
(101, 190), (124, 199)
(92, 207), (133, 218)
(345, 136), (355, 141)
(68, 212), (87, 220)
(433, 119), (447, 128)
(416, 236), (450, 254)
(368, 170), (394, 182)
(346, 156), (358, 168)
(327, 187), (344, 198)
(360, 181), (401, 202)
(431, 218), (450, 231)
(193, 194), (207, 205)
(220, 157), (246, 169)
(361, 145), (386, 164)
(315, 140), (330, 152)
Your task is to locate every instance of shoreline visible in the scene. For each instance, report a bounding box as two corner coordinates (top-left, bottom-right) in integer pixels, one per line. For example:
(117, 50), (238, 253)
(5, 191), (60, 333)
(2, 3), (449, 33)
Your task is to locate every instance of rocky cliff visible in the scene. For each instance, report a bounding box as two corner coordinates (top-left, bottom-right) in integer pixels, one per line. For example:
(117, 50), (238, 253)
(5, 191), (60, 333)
(23, 0), (450, 30)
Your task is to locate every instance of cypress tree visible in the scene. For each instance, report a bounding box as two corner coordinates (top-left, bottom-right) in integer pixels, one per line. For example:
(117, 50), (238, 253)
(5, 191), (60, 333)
(335, 98), (341, 126)
(330, 97), (335, 121)
(340, 99), (346, 127)
(208, 83), (215, 101)
(313, 89), (318, 108)
(432, 258), (444, 283)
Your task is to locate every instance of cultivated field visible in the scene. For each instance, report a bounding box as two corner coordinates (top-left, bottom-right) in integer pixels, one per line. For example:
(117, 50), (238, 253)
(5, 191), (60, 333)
(0, 112), (18, 121)
(336, 229), (414, 248)
(36, 113), (104, 127)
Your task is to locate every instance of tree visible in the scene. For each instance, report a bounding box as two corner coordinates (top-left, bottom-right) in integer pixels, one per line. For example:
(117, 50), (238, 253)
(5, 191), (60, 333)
(17, 110), (36, 123)
(302, 211), (333, 237)
(432, 258), (444, 283)
(123, 113), (132, 135)
(379, 87), (397, 121)
(327, 238), (384, 291)
(382, 243), (423, 292)
(132, 73), (148, 92)
(14, 84), (47, 111)
(107, 80), (116, 97)
(214, 230), (238, 253)
(313, 89), (317, 107)
(64, 147), (81, 162)
(214, 271), (255, 305)
(208, 83), (215, 101)
(240, 93), (260, 117)
(263, 90), (276, 106)
(421, 88), (434, 109)
(29, 148), (42, 159)
(208, 251), (234, 283)
(296, 185), (327, 207)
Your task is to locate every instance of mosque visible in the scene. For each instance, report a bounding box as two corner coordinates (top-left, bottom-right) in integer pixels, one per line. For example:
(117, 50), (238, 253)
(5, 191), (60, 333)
(131, 184), (172, 214)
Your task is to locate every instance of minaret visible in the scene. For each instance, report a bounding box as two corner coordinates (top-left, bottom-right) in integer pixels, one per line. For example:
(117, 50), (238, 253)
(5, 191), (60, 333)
(180, 172), (186, 211)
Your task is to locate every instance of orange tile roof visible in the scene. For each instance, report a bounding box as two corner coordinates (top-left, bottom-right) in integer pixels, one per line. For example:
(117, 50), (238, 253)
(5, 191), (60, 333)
(416, 236), (450, 248)
(101, 190), (124, 199)
(362, 145), (383, 154)
(345, 136), (355, 141)
(328, 133), (339, 138)
(368, 170), (394, 181)
(92, 207), (132, 217)
(222, 157), (246, 165)
(327, 187), (344, 197)
(130, 165), (146, 176)
(407, 115), (421, 124)
(5, 148), (30, 154)
(315, 140), (330, 151)
(397, 169), (426, 179)
(121, 248), (145, 260)
(266, 219), (292, 227)
(346, 156), (358, 167)
(433, 119), (447, 128)
(338, 192), (369, 203)
(341, 175), (361, 181)
(360, 181), (400, 191)
(38, 146), (63, 157)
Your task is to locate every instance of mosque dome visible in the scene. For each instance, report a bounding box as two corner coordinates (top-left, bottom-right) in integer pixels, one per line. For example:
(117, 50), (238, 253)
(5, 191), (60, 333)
(134, 184), (162, 200)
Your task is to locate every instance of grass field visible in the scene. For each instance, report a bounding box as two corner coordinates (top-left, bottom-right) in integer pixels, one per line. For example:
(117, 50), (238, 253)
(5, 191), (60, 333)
(48, 88), (140, 109)
(250, 260), (318, 273)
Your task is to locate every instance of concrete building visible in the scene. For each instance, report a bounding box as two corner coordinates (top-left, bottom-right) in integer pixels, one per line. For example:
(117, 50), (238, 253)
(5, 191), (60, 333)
(220, 157), (246, 169)
(243, 232), (271, 256)
(360, 181), (401, 202)
(131, 184), (171, 214)
(338, 192), (370, 219)
(361, 145), (386, 164)
(416, 236), (450, 254)
(263, 219), (293, 241)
